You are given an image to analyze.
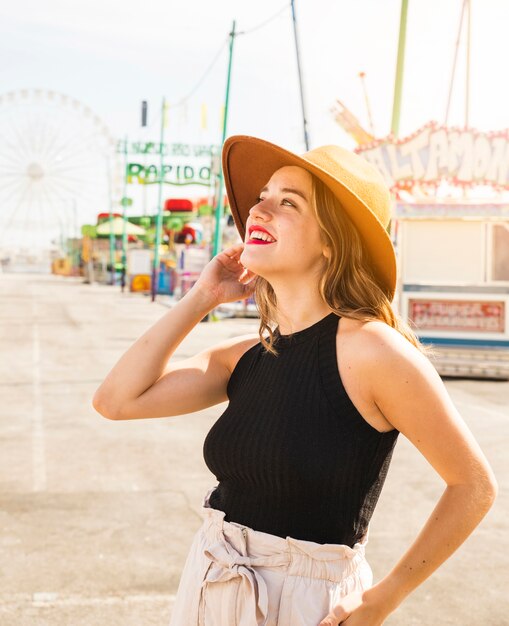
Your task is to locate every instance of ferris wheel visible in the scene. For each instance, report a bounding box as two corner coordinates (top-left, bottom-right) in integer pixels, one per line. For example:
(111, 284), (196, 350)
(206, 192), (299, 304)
(0, 88), (122, 255)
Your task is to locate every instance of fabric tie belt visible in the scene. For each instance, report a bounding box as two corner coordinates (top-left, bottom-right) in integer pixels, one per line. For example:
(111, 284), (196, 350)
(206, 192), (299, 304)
(199, 531), (289, 626)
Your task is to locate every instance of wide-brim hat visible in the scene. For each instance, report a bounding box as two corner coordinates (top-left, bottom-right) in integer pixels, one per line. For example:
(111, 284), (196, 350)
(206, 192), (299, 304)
(222, 135), (397, 302)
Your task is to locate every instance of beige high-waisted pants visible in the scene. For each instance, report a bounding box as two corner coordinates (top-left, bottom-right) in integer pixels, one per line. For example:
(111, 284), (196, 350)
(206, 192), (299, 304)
(169, 488), (373, 626)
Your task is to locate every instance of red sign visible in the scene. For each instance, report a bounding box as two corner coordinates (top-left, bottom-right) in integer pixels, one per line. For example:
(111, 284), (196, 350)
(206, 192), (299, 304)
(408, 299), (505, 333)
(164, 198), (194, 212)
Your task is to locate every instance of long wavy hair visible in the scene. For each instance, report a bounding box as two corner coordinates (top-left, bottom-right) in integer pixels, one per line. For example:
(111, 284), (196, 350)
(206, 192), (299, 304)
(253, 174), (433, 358)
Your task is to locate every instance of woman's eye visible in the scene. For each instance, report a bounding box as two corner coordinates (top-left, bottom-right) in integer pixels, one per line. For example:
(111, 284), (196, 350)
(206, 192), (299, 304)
(282, 198), (294, 206)
(255, 196), (264, 203)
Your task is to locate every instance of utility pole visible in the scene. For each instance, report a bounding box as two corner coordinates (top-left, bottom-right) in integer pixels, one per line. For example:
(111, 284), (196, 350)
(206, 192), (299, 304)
(358, 72), (375, 136)
(121, 135), (129, 291)
(444, 0), (472, 129)
(212, 20), (236, 259)
(151, 97), (167, 302)
(141, 100), (149, 216)
(465, 0), (471, 128)
(291, 0), (310, 150)
(390, 0), (409, 137)
(106, 155), (116, 285)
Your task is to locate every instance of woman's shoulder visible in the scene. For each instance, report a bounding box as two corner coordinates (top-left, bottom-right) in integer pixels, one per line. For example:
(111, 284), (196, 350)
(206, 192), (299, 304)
(336, 317), (435, 432)
(222, 332), (261, 374)
(338, 316), (426, 365)
(336, 317), (436, 394)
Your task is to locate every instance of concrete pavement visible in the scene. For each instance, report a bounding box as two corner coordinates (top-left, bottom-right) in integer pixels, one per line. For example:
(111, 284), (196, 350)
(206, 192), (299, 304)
(0, 272), (507, 625)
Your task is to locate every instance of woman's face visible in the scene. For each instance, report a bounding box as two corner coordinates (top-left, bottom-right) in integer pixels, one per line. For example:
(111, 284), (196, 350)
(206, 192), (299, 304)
(240, 165), (329, 280)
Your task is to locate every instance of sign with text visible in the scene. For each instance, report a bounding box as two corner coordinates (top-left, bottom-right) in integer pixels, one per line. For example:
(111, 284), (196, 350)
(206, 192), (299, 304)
(117, 140), (220, 157)
(356, 122), (509, 189)
(408, 299), (506, 333)
(126, 162), (211, 186)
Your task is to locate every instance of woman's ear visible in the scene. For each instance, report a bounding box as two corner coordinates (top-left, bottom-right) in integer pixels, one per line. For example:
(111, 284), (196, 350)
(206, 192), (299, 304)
(322, 244), (331, 260)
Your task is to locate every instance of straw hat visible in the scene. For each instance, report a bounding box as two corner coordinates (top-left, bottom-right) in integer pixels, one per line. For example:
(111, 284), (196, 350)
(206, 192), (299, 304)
(222, 135), (397, 301)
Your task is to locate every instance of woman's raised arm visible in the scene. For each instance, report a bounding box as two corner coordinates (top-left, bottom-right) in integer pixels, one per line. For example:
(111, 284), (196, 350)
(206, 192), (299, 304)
(92, 243), (257, 420)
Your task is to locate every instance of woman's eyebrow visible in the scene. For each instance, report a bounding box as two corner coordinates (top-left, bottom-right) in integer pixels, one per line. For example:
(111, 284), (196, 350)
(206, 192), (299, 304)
(259, 186), (308, 202)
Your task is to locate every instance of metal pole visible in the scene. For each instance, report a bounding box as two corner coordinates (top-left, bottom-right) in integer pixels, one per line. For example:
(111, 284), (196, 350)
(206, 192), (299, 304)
(212, 21), (236, 259)
(141, 100), (149, 217)
(290, 0), (310, 150)
(106, 155), (116, 285)
(359, 71), (375, 136)
(151, 97), (167, 302)
(390, 0), (409, 137)
(445, 0), (466, 126)
(72, 198), (78, 276)
(121, 135), (129, 291)
(120, 136), (128, 292)
(465, 0), (471, 128)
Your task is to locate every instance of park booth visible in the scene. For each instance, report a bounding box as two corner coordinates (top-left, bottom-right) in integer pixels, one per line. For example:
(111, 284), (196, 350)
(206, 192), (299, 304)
(393, 203), (509, 379)
(357, 123), (509, 379)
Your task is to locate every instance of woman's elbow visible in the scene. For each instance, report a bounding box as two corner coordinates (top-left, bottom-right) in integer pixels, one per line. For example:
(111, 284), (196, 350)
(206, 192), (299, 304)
(474, 465), (498, 512)
(484, 472), (498, 506)
(92, 389), (120, 420)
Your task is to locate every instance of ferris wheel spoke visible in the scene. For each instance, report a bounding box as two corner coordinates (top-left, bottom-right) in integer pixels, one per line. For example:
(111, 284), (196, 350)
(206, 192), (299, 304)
(52, 133), (114, 174)
(42, 180), (73, 242)
(0, 170), (25, 178)
(52, 126), (111, 161)
(40, 121), (84, 165)
(7, 114), (35, 163)
(19, 183), (38, 247)
(41, 123), (105, 165)
(35, 120), (68, 164)
(39, 111), (95, 164)
(50, 177), (100, 207)
(0, 142), (28, 168)
(38, 181), (59, 236)
(0, 177), (27, 205)
(47, 157), (106, 179)
(24, 110), (42, 158)
(43, 178), (93, 234)
(47, 163), (104, 178)
(0, 180), (32, 247)
(32, 111), (53, 158)
(48, 173), (98, 190)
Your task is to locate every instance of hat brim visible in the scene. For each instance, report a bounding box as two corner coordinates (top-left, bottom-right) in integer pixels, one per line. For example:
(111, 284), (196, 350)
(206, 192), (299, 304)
(222, 135), (397, 301)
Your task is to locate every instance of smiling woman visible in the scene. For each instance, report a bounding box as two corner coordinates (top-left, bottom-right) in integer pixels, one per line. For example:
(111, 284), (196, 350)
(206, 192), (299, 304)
(93, 135), (497, 626)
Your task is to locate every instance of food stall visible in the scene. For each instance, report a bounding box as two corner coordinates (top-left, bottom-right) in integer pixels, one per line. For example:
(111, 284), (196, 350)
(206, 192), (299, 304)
(357, 122), (509, 379)
(394, 199), (509, 378)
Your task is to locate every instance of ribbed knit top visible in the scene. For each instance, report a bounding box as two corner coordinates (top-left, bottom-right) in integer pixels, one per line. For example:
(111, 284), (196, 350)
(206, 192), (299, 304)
(203, 311), (399, 547)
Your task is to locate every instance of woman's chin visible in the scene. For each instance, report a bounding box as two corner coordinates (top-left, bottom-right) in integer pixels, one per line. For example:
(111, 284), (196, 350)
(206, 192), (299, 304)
(240, 253), (267, 271)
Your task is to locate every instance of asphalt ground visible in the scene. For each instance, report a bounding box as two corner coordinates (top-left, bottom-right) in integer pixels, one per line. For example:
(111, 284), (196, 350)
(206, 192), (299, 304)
(0, 272), (507, 626)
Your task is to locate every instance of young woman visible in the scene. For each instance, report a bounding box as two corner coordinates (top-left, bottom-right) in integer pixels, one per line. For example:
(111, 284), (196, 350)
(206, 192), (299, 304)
(93, 136), (497, 626)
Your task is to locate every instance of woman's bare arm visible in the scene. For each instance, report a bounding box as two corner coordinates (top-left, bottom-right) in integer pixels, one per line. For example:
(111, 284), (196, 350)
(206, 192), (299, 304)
(92, 243), (258, 420)
(319, 322), (498, 626)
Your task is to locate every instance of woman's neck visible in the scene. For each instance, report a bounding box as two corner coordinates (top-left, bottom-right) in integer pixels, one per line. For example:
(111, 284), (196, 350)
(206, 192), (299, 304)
(270, 283), (332, 335)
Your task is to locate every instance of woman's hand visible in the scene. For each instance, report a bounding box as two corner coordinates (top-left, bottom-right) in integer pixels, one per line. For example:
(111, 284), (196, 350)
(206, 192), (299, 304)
(191, 243), (258, 306)
(318, 589), (391, 626)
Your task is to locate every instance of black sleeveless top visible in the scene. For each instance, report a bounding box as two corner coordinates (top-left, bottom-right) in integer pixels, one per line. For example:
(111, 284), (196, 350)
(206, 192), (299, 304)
(203, 312), (399, 547)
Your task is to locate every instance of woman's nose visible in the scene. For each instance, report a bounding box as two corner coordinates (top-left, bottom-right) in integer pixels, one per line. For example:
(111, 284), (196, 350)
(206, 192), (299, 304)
(249, 199), (271, 220)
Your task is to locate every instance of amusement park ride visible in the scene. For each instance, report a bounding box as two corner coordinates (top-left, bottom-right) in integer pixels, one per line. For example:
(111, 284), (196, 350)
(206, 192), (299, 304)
(0, 88), (122, 270)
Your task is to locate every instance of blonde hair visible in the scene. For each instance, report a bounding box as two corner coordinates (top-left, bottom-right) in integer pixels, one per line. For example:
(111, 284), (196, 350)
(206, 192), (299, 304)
(254, 174), (433, 358)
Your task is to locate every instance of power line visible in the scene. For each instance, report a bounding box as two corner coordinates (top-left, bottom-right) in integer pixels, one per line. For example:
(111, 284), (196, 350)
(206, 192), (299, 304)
(238, 2), (291, 36)
(144, 3), (291, 130)
(171, 37), (229, 109)
(144, 36), (228, 132)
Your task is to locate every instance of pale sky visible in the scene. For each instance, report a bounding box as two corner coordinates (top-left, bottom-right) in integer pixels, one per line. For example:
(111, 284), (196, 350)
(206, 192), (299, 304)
(2, 0), (508, 147)
(1, 0), (508, 248)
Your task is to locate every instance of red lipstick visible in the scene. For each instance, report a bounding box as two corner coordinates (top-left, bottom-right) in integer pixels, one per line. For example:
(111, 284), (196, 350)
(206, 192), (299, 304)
(247, 225), (276, 245)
